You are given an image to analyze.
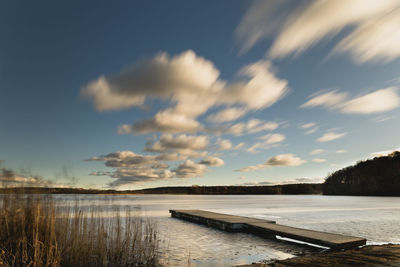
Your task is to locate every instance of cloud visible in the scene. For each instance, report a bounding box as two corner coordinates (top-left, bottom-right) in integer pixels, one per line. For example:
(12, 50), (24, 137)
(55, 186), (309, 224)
(0, 168), (61, 187)
(173, 160), (207, 178)
(300, 90), (348, 109)
(199, 156), (225, 167)
(83, 50), (288, 135)
(234, 142), (245, 150)
(216, 139), (233, 151)
(301, 122), (316, 129)
(310, 149), (325, 155)
(336, 149), (348, 154)
(312, 158), (327, 163)
(119, 111), (203, 134)
(237, 153), (306, 172)
(317, 131), (347, 142)
(87, 141), (227, 186)
(334, 8), (400, 63)
(341, 88), (400, 114)
(301, 88), (400, 114)
(207, 107), (247, 123)
(236, 0), (400, 63)
(145, 134), (209, 153)
(247, 133), (285, 153)
(300, 122), (318, 134)
(223, 119), (279, 136)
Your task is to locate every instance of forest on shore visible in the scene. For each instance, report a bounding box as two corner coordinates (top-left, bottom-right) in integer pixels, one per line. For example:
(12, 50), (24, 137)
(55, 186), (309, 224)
(1, 151), (399, 196)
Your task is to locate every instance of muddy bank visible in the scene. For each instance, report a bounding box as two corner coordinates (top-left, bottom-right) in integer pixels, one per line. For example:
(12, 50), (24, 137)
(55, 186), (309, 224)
(240, 244), (400, 267)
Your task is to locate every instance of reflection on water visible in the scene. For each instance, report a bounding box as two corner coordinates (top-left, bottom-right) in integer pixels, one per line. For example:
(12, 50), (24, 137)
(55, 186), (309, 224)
(53, 194), (400, 266)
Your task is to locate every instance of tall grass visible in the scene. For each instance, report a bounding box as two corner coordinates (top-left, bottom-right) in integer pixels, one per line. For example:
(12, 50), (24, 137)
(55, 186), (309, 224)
(0, 193), (161, 266)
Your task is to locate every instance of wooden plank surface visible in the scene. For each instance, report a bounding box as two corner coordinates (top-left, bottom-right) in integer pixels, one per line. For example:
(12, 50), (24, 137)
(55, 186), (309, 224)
(169, 209), (367, 249)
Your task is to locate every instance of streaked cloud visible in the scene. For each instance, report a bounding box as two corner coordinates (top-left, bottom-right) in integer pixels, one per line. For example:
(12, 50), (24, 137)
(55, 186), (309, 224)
(336, 149), (348, 154)
(341, 88), (400, 114)
(317, 131), (347, 142)
(312, 158), (327, 163)
(207, 107), (247, 123)
(300, 90), (348, 109)
(310, 149), (325, 155)
(334, 8), (400, 63)
(301, 122), (316, 129)
(216, 138), (233, 151)
(301, 122), (318, 135)
(301, 87), (400, 114)
(237, 153), (306, 172)
(236, 0), (400, 63)
(223, 119), (280, 136)
(247, 133), (286, 153)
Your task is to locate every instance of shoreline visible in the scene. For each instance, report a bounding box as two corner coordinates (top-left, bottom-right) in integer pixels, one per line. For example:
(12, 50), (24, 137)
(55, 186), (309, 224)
(239, 244), (400, 267)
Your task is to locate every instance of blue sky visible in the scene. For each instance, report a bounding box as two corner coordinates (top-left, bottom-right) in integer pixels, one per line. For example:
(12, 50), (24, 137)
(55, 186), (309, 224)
(1, 0), (400, 189)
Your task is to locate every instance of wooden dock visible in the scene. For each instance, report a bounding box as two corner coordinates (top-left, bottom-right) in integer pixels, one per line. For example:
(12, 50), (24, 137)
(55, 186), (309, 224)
(169, 209), (366, 249)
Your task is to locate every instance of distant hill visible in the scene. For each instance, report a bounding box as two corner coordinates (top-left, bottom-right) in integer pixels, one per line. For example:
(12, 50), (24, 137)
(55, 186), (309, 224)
(323, 151), (400, 196)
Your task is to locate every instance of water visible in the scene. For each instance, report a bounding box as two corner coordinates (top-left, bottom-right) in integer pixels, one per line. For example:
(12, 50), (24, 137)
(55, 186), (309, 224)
(54, 194), (400, 266)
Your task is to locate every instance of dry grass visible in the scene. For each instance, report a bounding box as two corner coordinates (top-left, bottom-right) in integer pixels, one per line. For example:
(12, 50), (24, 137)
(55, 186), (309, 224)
(0, 193), (161, 266)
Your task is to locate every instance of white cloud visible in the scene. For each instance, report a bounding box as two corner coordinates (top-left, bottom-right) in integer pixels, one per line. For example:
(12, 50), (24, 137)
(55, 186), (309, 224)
(237, 153), (306, 172)
(233, 142), (245, 150)
(336, 149), (348, 154)
(217, 139), (233, 151)
(247, 133), (286, 153)
(341, 88), (400, 114)
(224, 119), (279, 136)
(334, 8), (400, 63)
(301, 122), (318, 134)
(317, 131), (347, 142)
(83, 50), (288, 135)
(301, 88), (400, 114)
(300, 90), (348, 109)
(312, 158), (327, 163)
(207, 107), (247, 123)
(301, 122), (316, 129)
(310, 149), (325, 155)
(236, 0), (400, 63)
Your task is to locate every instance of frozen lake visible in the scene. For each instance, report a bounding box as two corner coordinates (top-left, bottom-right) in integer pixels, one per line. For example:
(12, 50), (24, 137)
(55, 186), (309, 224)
(54, 194), (400, 266)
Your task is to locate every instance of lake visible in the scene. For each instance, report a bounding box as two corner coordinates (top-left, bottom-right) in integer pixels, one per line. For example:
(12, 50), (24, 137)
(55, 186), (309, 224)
(54, 194), (400, 266)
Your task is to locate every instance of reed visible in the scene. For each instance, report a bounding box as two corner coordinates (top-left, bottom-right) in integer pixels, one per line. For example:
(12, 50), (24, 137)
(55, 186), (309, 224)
(0, 192), (161, 266)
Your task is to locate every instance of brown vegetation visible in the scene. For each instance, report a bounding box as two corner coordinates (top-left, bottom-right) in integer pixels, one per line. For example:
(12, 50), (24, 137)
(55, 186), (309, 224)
(0, 193), (161, 266)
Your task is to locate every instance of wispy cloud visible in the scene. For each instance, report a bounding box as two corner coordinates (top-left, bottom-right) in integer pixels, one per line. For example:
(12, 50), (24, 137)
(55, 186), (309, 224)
(317, 131), (347, 142)
(247, 133), (286, 153)
(310, 149), (325, 155)
(312, 158), (327, 163)
(336, 149), (348, 154)
(237, 153), (306, 172)
(301, 87), (400, 114)
(236, 0), (400, 63)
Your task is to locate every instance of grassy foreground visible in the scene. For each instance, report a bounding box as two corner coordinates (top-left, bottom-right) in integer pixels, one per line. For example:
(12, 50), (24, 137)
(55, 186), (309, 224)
(0, 193), (161, 266)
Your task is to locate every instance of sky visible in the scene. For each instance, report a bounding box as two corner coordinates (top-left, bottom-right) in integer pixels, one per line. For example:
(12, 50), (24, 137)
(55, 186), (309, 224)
(1, 0), (400, 189)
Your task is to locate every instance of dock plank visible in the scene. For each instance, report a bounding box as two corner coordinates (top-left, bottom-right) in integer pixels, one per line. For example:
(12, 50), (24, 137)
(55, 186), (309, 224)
(169, 209), (366, 249)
